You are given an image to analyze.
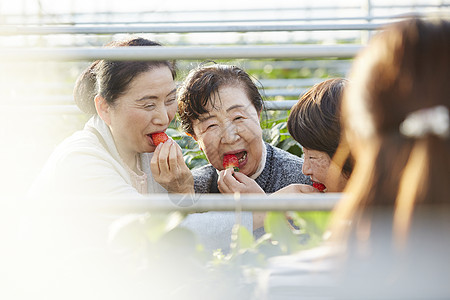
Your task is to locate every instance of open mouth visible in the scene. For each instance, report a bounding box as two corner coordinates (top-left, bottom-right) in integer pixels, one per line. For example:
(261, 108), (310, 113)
(146, 134), (155, 145)
(235, 151), (247, 164)
(312, 181), (327, 192)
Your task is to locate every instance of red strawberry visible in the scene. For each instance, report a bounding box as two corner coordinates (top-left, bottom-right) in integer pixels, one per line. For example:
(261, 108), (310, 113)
(223, 154), (240, 172)
(312, 182), (326, 192)
(152, 132), (168, 146)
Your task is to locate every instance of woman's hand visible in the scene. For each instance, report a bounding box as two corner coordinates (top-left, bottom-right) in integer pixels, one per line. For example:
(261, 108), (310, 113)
(151, 139), (194, 194)
(218, 168), (265, 194)
(274, 184), (317, 194)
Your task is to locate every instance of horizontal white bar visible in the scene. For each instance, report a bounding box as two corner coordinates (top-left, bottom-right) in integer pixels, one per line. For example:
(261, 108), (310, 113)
(7, 14), (428, 26)
(0, 99), (299, 114)
(264, 100), (298, 110)
(0, 45), (362, 61)
(1, 5), (446, 19)
(0, 22), (388, 35)
(24, 193), (343, 213)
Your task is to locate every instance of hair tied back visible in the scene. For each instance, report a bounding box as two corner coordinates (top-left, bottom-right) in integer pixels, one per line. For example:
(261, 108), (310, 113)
(399, 105), (449, 139)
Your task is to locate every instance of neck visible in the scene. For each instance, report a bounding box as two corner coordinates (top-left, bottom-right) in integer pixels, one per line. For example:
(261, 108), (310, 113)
(118, 147), (139, 173)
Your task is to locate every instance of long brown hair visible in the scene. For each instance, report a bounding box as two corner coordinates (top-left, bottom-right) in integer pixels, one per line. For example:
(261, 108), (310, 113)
(331, 18), (450, 246)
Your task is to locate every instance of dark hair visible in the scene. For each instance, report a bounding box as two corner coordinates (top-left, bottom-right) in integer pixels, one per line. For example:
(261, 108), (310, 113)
(177, 64), (263, 136)
(288, 78), (353, 178)
(73, 38), (177, 114)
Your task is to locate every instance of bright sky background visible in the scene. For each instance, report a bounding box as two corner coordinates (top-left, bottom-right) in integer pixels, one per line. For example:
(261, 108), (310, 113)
(2, 0), (448, 15)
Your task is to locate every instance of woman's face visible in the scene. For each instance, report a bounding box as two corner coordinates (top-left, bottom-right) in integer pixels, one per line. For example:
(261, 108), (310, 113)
(302, 148), (347, 192)
(106, 66), (177, 158)
(192, 85), (263, 176)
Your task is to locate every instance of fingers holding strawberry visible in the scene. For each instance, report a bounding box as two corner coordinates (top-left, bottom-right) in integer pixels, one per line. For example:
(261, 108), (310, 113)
(218, 168), (264, 194)
(150, 136), (194, 194)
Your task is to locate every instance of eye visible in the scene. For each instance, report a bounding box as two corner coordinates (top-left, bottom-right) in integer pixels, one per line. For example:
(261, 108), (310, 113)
(206, 124), (217, 130)
(144, 104), (156, 110)
(166, 98), (176, 105)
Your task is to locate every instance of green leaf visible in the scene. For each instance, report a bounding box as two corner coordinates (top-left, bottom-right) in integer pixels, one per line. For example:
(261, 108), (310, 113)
(230, 225), (255, 253)
(289, 211), (331, 248)
(291, 211), (331, 234)
(264, 212), (300, 254)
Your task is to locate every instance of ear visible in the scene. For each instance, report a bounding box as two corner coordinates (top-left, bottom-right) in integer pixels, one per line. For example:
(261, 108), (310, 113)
(94, 95), (111, 125)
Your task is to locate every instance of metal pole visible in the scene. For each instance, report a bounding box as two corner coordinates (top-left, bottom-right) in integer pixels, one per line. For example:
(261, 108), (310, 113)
(0, 44), (362, 61)
(46, 193), (343, 214)
(0, 22), (389, 35)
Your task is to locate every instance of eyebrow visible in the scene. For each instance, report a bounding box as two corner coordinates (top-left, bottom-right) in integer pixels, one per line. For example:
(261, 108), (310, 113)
(226, 104), (245, 112)
(136, 88), (177, 102)
(198, 113), (216, 123)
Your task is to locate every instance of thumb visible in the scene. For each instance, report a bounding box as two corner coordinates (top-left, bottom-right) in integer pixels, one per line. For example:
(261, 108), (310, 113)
(232, 171), (252, 183)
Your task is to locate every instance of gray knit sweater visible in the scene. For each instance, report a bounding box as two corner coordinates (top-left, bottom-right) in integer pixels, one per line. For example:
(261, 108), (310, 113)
(180, 142), (311, 253)
(192, 142), (311, 193)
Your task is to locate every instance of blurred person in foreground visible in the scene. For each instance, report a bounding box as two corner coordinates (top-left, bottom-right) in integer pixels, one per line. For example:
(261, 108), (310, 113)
(256, 18), (450, 299)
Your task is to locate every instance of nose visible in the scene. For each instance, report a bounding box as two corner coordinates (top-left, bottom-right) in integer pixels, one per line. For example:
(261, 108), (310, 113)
(220, 123), (239, 144)
(152, 105), (170, 126)
(302, 157), (312, 176)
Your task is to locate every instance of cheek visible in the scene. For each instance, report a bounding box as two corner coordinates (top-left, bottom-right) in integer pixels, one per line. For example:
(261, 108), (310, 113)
(168, 103), (177, 119)
(313, 159), (331, 177)
(239, 120), (262, 141)
(198, 134), (222, 164)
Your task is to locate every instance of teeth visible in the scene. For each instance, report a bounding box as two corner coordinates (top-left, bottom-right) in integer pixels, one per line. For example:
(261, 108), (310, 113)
(238, 152), (247, 163)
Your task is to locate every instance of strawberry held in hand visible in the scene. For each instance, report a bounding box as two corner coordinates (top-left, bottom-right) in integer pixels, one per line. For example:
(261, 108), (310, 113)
(223, 154), (240, 172)
(151, 132), (168, 146)
(312, 182), (326, 192)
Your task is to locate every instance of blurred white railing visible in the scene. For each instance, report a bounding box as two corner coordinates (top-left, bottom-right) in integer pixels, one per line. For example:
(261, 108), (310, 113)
(1, 4), (448, 25)
(0, 22), (389, 35)
(0, 44), (361, 61)
(34, 193), (343, 213)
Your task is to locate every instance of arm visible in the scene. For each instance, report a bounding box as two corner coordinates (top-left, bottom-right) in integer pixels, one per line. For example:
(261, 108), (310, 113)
(150, 139), (194, 194)
(273, 184), (318, 194)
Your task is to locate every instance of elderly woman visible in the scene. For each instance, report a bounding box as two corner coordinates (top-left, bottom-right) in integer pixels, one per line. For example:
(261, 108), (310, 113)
(29, 38), (193, 199)
(177, 64), (311, 252)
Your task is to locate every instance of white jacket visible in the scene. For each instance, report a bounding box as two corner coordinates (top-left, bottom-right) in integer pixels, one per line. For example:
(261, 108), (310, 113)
(29, 115), (166, 200)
